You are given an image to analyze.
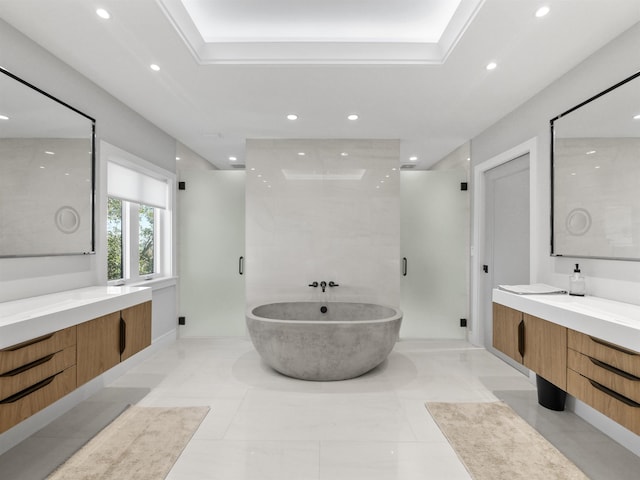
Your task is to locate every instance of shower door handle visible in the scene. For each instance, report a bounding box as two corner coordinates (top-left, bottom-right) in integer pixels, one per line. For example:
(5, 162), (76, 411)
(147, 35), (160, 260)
(238, 256), (244, 275)
(402, 257), (408, 276)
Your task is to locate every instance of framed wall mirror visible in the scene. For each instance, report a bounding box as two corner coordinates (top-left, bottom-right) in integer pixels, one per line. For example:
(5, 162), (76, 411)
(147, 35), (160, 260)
(551, 71), (640, 260)
(0, 67), (95, 257)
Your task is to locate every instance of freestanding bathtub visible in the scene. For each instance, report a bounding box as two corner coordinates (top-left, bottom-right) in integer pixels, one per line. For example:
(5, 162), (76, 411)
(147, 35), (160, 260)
(246, 302), (403, 381)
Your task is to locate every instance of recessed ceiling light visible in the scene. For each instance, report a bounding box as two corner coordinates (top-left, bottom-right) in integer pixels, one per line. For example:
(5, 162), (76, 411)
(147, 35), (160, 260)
(586, 150), (596, 155)
(0, 114), (9, 120)
(535, 6), (550, 18)
(297, 152), (305, 156)
(96, 8), (110, 20)
(409, 156), (418, 161)
(150, 64), (160, 72)
(250, 167), (256, 171)
(286, 114), (298, 120)
(229, 156), (237, 161)
(340, 152), (349, 157)
(39, 166), (45, 169)
(595, 166), (601, 169)
(176, 156), (181, 161)
(347, 114), (359, 121)
(486, 62), (497, 71)
(45, 151), (55, 155)
(633, 114), (640, 120)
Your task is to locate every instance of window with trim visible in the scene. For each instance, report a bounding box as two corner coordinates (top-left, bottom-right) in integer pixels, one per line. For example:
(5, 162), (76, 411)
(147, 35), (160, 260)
(107, 161), (169, 284)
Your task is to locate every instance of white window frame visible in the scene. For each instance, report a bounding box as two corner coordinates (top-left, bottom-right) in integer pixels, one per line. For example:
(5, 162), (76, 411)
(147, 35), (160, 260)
(100, 141), (175, 286)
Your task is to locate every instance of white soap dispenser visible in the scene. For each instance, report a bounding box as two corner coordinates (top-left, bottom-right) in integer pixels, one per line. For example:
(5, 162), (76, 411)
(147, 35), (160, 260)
(569, 264), (586, 296)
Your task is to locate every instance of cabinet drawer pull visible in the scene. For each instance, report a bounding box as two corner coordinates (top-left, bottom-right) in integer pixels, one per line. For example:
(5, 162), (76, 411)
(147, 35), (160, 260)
(2, 334), (55, 352)
(517, 320), (525, 358)
(0, 353), (56, 377)
(119, 318), (126, 355)
(589, 357), (640, 381)
(589, 336), (638, 356)
(588, 378), (640, 408)
(0, 374), (57, 404)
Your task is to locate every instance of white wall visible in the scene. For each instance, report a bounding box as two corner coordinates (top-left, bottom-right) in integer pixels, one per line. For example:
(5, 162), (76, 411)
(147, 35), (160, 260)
(0, 19), (177, 304)
(0, 18), (179, 455)
(470, 22), (640, 453)
(246, 139), (400, 308)
(471, 22), (640, 305)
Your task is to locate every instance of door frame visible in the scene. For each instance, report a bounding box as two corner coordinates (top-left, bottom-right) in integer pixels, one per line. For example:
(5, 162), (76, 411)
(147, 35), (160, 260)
(469, 137), (541, 346)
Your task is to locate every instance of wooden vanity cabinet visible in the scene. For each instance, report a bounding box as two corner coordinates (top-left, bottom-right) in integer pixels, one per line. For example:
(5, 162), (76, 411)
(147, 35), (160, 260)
(0, 327), (77, 433)
(567, 330), (640, 434)
(0, 292), (151, 434)
(492, 303), (567, 389)
(120, 301), (152, 361)
(77, 301), (152, 385)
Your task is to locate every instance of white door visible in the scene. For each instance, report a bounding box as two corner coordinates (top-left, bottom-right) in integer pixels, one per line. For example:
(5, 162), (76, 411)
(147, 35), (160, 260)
(400, 170), (469, 338)
(178, 170), (246, 336)
(482, 154), (530, 369)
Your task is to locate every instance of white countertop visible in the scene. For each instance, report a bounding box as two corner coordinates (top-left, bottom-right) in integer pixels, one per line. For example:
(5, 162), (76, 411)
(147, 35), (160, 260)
(0, 286), (152, 349)
(493, 288), (640, 352)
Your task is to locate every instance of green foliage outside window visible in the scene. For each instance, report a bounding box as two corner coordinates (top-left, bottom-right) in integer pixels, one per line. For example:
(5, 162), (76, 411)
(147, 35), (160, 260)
(139, 204), (155, 276)
(107, 197), (123, 281)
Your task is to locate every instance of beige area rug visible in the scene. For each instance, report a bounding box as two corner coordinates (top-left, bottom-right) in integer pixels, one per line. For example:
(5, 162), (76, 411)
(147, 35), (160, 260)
(426, 401), (589, 480)
(47, 406), (209, 480)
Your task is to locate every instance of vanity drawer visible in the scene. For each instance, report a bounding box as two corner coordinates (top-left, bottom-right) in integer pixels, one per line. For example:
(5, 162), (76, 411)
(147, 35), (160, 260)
(0, 327), (76, 375)
(568, 349), (640, 403)
(568, 330), (640, 377)
(567, 369), (640, 435)
(0, 365), (77, 434)
(0, 346), (76, 401)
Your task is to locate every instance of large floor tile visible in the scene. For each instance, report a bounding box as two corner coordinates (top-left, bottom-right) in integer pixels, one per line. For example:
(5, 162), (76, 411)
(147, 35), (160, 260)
(319, 441), (472, 480)
(166, 439), (320, 480)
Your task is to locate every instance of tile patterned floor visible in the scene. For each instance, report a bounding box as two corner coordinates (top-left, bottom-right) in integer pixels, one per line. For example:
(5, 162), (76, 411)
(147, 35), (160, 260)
(1, 338), (639, 479)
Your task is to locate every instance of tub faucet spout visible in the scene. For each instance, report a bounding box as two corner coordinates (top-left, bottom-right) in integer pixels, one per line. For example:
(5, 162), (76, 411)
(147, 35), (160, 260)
(320, 281), (327, 292)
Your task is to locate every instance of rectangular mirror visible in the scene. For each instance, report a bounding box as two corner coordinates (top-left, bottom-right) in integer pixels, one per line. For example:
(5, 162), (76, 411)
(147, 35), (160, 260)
(551, 71), (640, 260)
(0, 68), (95, 257)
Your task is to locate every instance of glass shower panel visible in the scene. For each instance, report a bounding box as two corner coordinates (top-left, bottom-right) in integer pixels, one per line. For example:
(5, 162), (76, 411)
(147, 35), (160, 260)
(400, 170), (469, 339)
(178, 170), (246, 336)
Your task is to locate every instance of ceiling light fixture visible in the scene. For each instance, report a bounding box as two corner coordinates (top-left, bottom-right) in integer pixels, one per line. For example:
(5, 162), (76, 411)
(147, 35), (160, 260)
(340, 152), (349, 157)
(96, 8), (110, 20)
(347, 114), (359, 121)
(297, 152), (305, 156)
(0, 114), (8, 120)
(176, 156), (181, 161)
(535, 6), (550, 18)
(586, 150), (596, 155)
(409, 156), (418, 161)
(45, 151), (55, 155)
(286, 114), (298, 120)
(150, 64), (160, 72)
(486, 62), (497, 71)
(229, 156), (237, 161)
(633, 114), (640, 120)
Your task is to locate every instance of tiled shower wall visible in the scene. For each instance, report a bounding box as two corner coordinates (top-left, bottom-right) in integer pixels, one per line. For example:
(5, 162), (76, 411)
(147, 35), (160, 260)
(246, 139), (400, 308)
